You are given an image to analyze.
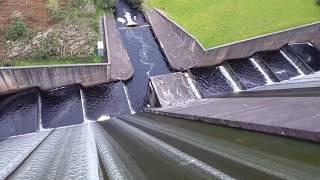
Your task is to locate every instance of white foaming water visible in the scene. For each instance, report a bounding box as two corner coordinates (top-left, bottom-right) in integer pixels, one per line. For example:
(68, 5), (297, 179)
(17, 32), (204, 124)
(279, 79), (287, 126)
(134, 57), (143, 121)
(249, 58), (274, 85)
(184, 72), (202, 99)
(97, 115), (111, 122)
(117, 18), (126, 24)
(80, 88), (90, 123)
(37, 94), (45, 131)
(280, 50), (305, 76)
(219, 66), (241, 92)
(123, 85), (136, 114)
(124, 11), (137, 27)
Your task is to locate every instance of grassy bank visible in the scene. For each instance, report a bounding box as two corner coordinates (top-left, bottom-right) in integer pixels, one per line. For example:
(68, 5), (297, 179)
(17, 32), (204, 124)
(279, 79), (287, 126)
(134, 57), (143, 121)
(0, 0), (115, 66)
(148, 0), (320, 48)
(1, 55), (101, 67)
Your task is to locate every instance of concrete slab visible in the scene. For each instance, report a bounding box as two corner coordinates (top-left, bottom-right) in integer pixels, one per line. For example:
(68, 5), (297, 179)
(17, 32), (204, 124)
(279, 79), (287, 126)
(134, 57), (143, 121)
(149, 72), (201, 107)
(105, 15), (134, 80)
(145, 10), (199, 70)
(146, 96), (320, 142)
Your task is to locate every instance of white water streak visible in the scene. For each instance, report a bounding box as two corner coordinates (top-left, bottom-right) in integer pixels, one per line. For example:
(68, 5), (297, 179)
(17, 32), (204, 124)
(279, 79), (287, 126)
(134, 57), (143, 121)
(249, 58), (274, 85)
(37, 94), (45, 131)
(184, 73), (202, 99)
(280, 50), (305, 75)
(80, 88), (90, 123)
(219, 66), (241, 92)
(123, 85), (136, 114)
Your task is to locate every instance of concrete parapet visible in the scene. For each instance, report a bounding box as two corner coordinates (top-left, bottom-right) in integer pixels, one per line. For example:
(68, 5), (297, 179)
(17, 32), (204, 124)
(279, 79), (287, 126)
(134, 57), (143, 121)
(148, 72), (201, 107)
(0, 63), (111, 95)
(104, 15), (134, 80)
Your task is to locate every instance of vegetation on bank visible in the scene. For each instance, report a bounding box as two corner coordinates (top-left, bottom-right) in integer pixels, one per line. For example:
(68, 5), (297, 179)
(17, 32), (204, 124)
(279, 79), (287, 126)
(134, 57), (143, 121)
(148, 0), (320, 48)
(0, 0), (116, 66)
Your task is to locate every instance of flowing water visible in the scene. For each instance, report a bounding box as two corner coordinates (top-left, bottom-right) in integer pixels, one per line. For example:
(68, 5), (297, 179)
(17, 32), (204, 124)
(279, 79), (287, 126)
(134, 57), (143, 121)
(259, 51), (300, 81)
(289, 43), (320, 71)
(228, 59), (267, 89)
(191, 66), (234, 98)
(0, 1), (318, 139)
(0, 88), (38, 139)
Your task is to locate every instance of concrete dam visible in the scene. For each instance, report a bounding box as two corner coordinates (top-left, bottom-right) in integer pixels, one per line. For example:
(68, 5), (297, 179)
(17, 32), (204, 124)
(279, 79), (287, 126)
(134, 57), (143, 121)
(0, 0), (320, 179)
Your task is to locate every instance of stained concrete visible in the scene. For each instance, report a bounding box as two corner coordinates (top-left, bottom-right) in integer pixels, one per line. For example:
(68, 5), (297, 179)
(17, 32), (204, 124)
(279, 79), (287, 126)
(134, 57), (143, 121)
(0, 64), (111, 96)
(104, 15), (134, 80)
(149, 72), (200, 107)
(146, 96), (320, 142)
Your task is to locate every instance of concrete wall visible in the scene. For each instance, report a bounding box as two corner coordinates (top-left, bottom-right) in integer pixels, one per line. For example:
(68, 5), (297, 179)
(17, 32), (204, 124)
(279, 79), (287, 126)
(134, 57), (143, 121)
(155, 9), (206, 64)
(154, 9), (320, 68)
(0, 63), (111, 95)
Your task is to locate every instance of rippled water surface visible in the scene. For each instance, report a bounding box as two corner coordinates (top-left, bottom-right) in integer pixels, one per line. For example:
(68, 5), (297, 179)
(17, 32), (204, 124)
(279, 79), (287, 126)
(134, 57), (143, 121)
(119, 27), (171, 112)
(289, 43), (320, 71)
(82, 82), (130, 120)
(228, 59), (266, 89)
(191, 66), (233, 98)
(259, 51), (299, 81)
(0, 89), (38, 139)
(41, 85), (84, 128)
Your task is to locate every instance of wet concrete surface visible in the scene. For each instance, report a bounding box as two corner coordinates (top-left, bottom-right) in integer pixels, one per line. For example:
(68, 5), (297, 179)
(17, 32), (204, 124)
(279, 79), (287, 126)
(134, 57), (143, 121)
(259, 51), (300, 81)
(228, 59), (267, 89)
(289, 43), (320, 71)
(0, 89), (38, 139)
(191, 66), (233, 98)
(1, 114), (320, 179)
(82, 82), (130, 120)
(40, 85), (84, 128)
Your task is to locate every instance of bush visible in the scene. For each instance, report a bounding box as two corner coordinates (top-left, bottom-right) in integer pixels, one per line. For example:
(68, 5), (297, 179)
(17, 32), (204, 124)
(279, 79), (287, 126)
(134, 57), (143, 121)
(5, 15), (30, 41)
(317, 0), (320, 5)
(47, 0), (66, 23)
(69, 0), (89, 8)
(97, 0), (116, 11)
(127, 0), (143, 10)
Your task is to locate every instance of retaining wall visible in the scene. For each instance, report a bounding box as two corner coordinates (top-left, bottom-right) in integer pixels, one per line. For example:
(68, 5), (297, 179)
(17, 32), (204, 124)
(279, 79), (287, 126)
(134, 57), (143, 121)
(154, 9), (320, 68)
(0, 63), (111, 95)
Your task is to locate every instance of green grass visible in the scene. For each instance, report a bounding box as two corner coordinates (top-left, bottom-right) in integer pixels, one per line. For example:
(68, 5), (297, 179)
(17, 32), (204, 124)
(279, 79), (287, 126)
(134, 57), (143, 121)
(1, 55), (102, 67)
(148, 0), (320, 48)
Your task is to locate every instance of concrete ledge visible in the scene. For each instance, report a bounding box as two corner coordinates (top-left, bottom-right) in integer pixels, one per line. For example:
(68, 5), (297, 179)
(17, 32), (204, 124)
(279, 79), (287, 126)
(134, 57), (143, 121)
(152, 8), (320, 68)
(104, 15), (134, 80)
(148, 72), (200, 107)
(145, 97), (320, 142)
(0, 63), (111, 95)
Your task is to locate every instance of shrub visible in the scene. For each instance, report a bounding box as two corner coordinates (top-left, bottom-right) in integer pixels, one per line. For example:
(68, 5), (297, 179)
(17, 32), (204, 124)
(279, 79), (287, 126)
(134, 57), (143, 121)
(69, 0), (89, 8)
(5, 15), (30, 41)
(97, 0), (116, 11)
(47, 0), (65, 23)
(317, 0), (320, 5)
(127, 0), (143, 10)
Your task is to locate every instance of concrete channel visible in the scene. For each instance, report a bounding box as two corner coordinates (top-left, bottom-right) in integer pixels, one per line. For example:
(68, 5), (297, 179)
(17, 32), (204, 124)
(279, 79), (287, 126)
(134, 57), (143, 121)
(0, 0), (320, 179)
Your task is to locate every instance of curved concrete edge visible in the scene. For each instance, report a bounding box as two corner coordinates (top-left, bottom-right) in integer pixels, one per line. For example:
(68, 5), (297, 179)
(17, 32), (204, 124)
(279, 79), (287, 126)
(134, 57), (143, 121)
(145, 108), (320, 143)
(144, 10), (200, 71)
(104, 15), (134, 81)
(0, 63), (112, 96)
(152, 8), (320, 68)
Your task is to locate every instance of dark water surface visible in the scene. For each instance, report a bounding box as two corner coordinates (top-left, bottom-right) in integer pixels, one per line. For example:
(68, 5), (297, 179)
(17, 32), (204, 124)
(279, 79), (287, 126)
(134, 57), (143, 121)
(228, 59), (267, 89)
(0, 89), (38, 139)
(82, 82), (130, 120)
(40, 85), (84, 128)
(191, 66), (233, 98)
(119, 27), (171, 112)
(289, 43), (320, 71)
(259, 51), (299, 81)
